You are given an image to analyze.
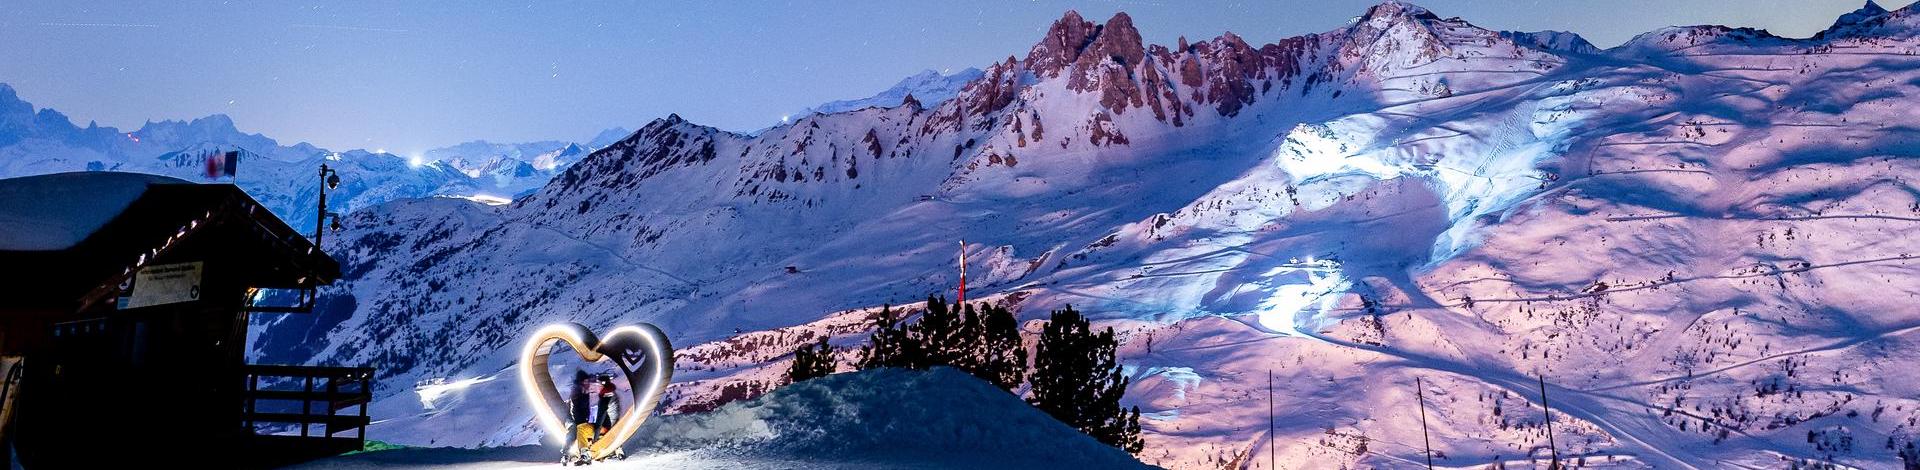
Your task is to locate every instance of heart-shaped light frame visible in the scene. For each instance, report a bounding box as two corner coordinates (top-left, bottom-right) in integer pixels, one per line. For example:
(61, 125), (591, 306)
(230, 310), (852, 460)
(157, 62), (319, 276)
(518, 322), (673, 461)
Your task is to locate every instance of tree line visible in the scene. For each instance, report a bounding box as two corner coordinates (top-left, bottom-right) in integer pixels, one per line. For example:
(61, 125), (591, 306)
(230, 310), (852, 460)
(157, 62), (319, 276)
(785, 295), (1142, 454)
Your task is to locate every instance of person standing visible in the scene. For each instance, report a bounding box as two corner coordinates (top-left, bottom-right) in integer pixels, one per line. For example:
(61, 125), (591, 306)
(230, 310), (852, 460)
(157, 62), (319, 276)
(592, 375), (625, 460)
(563, 371), (594, 465)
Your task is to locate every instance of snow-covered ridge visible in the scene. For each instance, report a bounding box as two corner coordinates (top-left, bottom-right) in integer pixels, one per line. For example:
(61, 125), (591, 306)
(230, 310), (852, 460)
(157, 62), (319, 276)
(266, 2), (1920, 468)
(1615, 0), (1920, 54)
(790, 68), (985, 122)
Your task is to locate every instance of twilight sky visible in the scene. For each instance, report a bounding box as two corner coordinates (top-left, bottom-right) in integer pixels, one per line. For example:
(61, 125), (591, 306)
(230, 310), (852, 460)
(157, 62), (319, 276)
(0, 0), (1907, 155)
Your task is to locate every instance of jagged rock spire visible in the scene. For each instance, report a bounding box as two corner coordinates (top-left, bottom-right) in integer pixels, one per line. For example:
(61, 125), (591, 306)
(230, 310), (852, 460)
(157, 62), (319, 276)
(1025, 10), (1098, 77)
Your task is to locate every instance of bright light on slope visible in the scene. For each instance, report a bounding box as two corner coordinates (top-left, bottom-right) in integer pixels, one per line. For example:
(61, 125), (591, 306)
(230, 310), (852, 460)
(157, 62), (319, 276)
(1273, 110), (1574, 261)
(1273, 122), (1414, 185)
(439, 193), (512, 206)
(1253, 257), (1350, 337)
(416, 375), (497, 410)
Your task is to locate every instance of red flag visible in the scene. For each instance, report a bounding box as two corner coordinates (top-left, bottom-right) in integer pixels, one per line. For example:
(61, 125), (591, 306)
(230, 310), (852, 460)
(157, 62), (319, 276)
(957, 240), (967, 306)
(203, 150), (240, 180)
(204, 150), (220, 179)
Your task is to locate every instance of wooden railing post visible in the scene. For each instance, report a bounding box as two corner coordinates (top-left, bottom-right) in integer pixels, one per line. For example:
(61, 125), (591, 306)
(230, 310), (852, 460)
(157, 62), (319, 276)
(357, 370), (369, 441)
(301, 375), (314, 437)
(324, 375), (340, 436)
(247, 371), (259, 433)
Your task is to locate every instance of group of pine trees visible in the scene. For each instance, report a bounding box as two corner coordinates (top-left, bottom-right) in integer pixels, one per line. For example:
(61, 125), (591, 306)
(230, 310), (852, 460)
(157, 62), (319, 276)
(852, 296), (1027, 390)
(784, 295), (1142, 454)
(784, 336), (836, 383)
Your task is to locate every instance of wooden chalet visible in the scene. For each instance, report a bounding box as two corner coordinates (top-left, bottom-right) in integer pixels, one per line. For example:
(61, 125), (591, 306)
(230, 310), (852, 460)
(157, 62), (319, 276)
(0, 172), (371, 468)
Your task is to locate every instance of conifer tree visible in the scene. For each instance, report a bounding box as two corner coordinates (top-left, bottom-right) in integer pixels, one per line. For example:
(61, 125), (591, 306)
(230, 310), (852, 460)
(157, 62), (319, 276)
(1028, 305), (1143, 454)
(950, 301), (985, 374)
(786, 336), (837, 384)
(974, 303), (1027, 391)
(857, 304), (922, 369)
(912, 295), (978, 370)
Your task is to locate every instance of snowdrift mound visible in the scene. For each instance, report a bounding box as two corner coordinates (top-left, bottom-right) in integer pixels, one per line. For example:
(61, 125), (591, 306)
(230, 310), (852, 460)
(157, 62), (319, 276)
(625, 367), (1153, 468)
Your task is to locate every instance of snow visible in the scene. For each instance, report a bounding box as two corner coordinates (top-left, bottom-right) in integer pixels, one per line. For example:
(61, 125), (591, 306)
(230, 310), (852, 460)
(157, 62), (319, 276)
(1250, 258), (1350, 336)
(292, 368), (1152, 469)
(0, 171), (186, 251)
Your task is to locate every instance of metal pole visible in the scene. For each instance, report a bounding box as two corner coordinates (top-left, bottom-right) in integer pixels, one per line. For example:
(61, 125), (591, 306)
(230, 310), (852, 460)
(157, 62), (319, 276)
(1539, 374), (1559, 468)
(1268, 369), (1275, 470)
(314, 163), (329, 249)
(1416, 377), (1434, 469)
(956, 240), (967, 306)
(359, 372), (369, 441)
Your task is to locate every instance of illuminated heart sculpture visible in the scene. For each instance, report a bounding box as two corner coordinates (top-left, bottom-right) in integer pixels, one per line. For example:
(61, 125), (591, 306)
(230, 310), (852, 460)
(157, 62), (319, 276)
(518, 322), (674, 461)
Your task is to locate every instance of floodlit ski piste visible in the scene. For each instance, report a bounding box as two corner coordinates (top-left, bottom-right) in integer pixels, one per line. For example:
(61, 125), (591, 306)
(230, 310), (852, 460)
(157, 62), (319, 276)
(3, 0), (1920, 468)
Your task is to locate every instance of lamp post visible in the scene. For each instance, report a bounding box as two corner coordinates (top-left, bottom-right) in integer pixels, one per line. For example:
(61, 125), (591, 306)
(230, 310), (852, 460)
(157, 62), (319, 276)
(314, 163), (343, 249)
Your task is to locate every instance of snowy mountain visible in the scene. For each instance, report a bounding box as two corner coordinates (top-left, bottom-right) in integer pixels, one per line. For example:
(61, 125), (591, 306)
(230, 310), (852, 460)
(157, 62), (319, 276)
(0, 83), (622, 226)
(793, 68), (986, 120)
(423, 129), (630, 197)
(256, 1), (1920, 468)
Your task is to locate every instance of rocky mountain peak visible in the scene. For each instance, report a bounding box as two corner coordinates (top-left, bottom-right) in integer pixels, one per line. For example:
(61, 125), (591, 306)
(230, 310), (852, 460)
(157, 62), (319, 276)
(1848, 0), (1891, 21)
(1356, 1), (1440, 26)
(1818, 0), (1897, 38)
(1024, 10), (1099, 78)
(1024, 11), (1147, 80)
(1085, 12), (1146, 67)
(0, 83), (21, 107)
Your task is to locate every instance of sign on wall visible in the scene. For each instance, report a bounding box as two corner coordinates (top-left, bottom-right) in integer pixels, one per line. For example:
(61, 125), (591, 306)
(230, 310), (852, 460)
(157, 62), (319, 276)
(126, 261), (203, 309)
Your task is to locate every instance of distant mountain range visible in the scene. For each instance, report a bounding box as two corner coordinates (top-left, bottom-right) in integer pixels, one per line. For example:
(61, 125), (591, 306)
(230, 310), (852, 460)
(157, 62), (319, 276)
(0, 83), (627, 225)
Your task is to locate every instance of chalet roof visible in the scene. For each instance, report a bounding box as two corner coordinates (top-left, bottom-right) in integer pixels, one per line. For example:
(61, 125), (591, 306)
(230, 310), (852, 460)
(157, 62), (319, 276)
(0, 172), (339, 310)
(0, 172), (183, 251)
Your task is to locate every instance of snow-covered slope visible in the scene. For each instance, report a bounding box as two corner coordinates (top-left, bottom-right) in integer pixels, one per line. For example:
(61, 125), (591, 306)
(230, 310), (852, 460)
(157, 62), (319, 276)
(260, 2), (1920, 468)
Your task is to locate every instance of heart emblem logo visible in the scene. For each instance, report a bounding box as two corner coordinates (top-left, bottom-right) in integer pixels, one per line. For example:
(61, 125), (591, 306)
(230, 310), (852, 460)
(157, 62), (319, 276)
(518, 322), (674, 461)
